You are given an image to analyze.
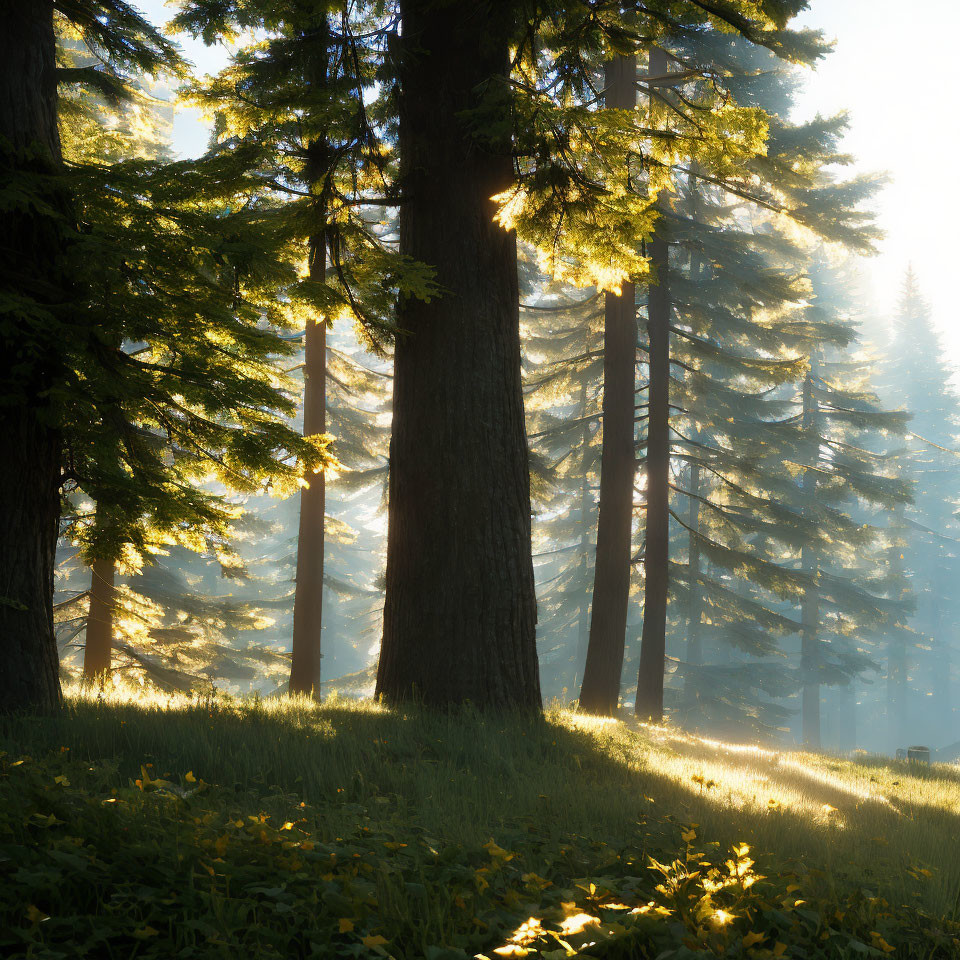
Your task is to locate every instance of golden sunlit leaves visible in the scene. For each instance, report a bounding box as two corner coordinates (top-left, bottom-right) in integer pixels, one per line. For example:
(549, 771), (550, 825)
(360, 933), (389, 948)
(493, 55), (771, 294)
(558, 913), (600, 936)
(492, 946), (530, 958)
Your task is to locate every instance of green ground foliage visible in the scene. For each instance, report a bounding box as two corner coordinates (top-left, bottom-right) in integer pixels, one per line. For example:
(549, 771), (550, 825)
(2, 693), (959, 959)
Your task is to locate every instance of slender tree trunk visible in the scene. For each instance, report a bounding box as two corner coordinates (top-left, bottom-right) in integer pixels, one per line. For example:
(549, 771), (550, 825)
(681, 222), (705, 725)
(0, 2), (65, 713)
(636, 46), (672, 723)
(574, 377), (592, 688)
(289, 24), (330, 698)
(290, 237), (327, 696)
(682, 461), (704, 721)
(578, 52), (638, 716)
(800, 546), (820, 748)
(886, 506), (909, 751)
(800, 363), (821, 749)
(83, 558), (115, 680)
(887, 634), (908, 750)
(376, 0), (540, 708)
(930, 556), (951, 743)
(833, 681), (856, 751)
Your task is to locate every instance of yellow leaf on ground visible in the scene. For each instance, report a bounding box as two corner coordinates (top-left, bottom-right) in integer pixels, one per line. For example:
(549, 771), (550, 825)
(184, 771), (196, 783)
(361, 934), (389, 948)
(742, 931), (766, 947)
(338, 918), (354, 933)
(772, 943), (788, 957)
(54, 775), (69, 786)
(133, 926), (159, 939)
(483, 840), (512, 859)
(871, 933), (896, 953)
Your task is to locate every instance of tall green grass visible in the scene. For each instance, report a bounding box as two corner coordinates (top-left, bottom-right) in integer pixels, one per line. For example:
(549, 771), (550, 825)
(2, 687), (958, 958)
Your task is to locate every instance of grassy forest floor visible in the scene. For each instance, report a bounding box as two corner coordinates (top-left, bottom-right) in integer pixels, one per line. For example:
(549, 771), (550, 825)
(2, 688), (960, 959)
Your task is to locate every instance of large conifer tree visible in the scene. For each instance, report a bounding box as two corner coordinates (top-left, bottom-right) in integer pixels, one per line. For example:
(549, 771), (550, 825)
(1, 0), (328, 712)
(375, 0), (541, 707)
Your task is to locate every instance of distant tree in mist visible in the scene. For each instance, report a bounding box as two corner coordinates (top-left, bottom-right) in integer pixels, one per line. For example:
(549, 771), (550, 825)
(877, 269), (960, 750)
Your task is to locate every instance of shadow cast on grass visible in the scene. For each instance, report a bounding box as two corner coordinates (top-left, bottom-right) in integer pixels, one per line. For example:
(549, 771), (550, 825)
(3, 694), (959, 918)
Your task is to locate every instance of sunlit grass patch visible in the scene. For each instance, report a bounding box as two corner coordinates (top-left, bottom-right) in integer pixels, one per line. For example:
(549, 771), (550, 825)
(2, 690), (959, 957)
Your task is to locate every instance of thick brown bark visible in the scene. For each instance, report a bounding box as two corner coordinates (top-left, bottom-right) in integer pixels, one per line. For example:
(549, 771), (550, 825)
(635, 48), (672, 723)
(376, 0), (540, 708)
(290, 241), (327, 697)
(289, 24), (330, 698)
(0, 2), (64, 713)
(83, 558), (115, 680)
(577, 54), (638, 716)
(800, 365), (821, 748)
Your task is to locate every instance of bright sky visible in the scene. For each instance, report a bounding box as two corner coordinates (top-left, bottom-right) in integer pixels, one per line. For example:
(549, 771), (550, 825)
(140, 0), (959, 360)
(794, 0), (960, 358)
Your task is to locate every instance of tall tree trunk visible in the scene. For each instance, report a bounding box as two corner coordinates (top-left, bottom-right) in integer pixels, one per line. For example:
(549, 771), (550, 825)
(929, 554), (950, 744)
(635, 45), (672, 723)
(887, 634), (908, 750)
(833, 681), (856, 751)
(579, 58), (639, 710)
(886, 506), (909, 751)
(0, 2), (65, 713)
(800, 362), (821, 749)
(376, 0), (539, 708)
(682, 461), (704, 722)
(83, 558), (115, 680)
(574, 376), (592, 688)
(681, 225), (705, 725)
(289, 25), (330, 698)
(290, 237), (327, 696)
